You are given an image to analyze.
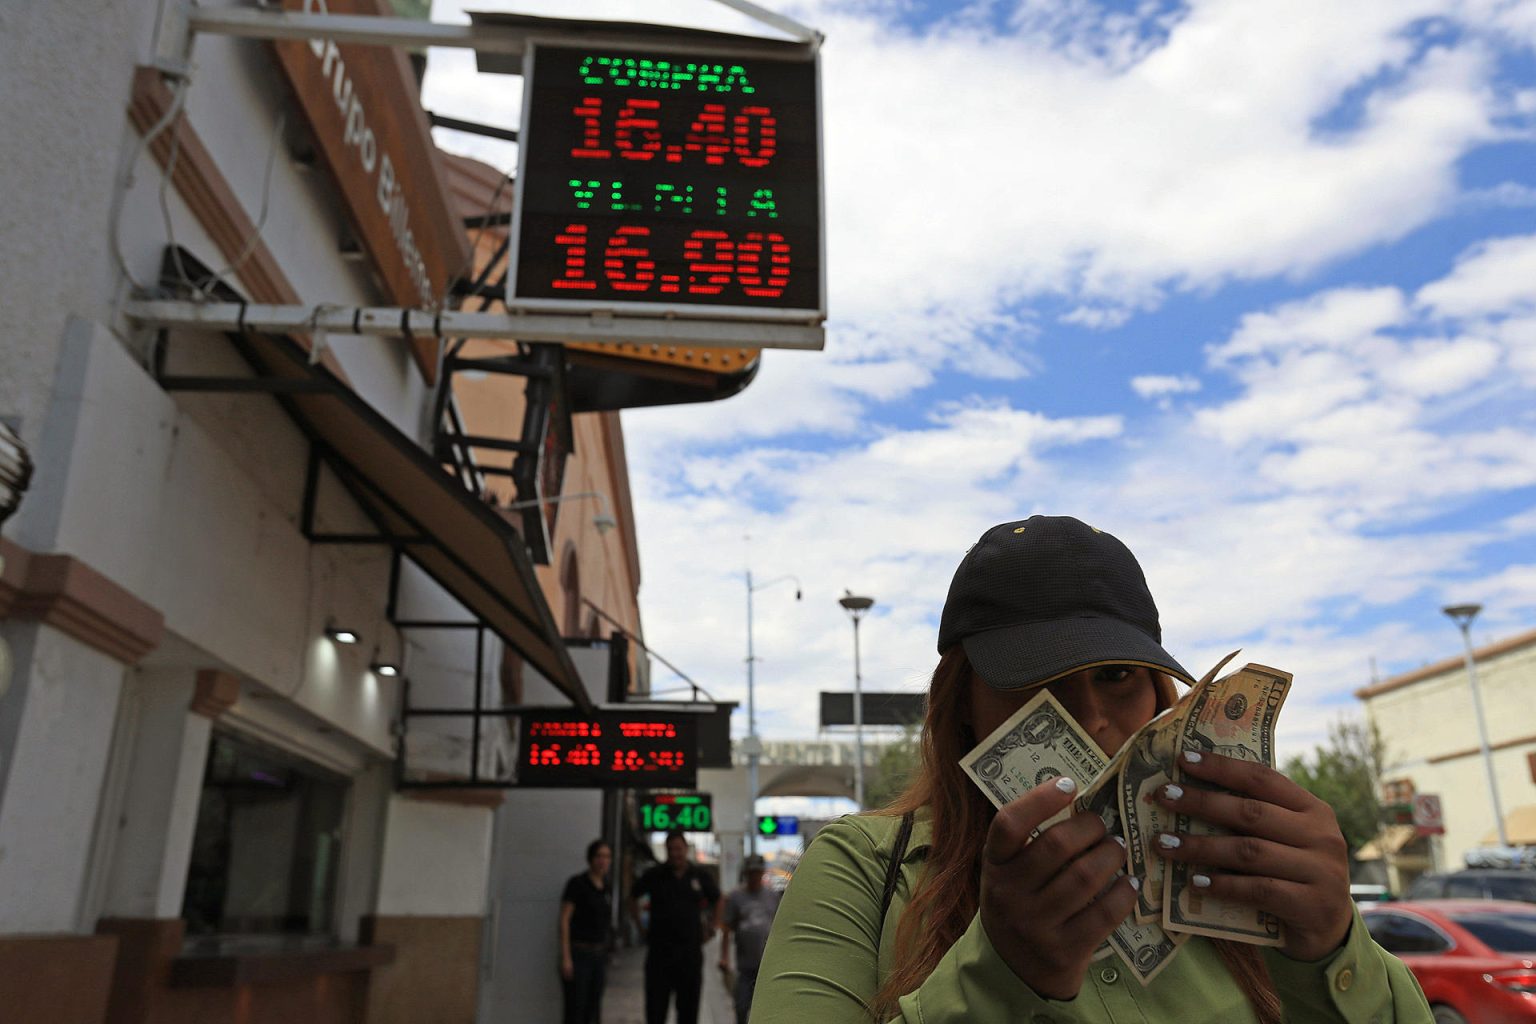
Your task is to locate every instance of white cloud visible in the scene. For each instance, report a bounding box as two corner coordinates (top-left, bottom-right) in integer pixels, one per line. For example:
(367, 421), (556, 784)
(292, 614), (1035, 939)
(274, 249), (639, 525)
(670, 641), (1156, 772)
(1130, 373), (1201, 400)
(1417, 233), (1536, 320)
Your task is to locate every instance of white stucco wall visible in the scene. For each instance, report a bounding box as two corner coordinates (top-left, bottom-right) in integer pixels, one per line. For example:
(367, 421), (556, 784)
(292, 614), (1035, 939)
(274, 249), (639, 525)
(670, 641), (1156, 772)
(0, 623), (126, 932)
(375, 798), (494, 916)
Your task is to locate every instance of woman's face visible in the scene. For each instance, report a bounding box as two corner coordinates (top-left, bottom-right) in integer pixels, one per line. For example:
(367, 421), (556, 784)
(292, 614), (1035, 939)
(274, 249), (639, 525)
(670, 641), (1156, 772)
(589, 845), (613, 877)
(967, 664), (1159, 757)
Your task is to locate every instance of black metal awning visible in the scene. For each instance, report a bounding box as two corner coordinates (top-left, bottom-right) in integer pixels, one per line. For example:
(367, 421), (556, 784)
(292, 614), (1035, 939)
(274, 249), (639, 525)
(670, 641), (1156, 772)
(154, 257), (589, 709)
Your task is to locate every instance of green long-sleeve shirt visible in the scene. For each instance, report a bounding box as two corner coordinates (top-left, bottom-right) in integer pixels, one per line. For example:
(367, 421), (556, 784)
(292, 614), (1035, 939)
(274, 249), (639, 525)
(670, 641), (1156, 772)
(752, 812), (1434, 1023)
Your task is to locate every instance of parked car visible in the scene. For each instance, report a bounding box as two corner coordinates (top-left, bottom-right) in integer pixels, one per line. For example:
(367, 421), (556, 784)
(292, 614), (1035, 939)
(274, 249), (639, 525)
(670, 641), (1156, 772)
(1409, 871), (1536, 905)
(1352, 883), (1394, 904)
(1361, 900), (1536, 1023)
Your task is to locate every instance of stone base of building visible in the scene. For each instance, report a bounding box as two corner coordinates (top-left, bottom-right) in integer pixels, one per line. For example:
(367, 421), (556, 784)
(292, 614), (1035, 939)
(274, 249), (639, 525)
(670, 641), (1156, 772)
(96, 918), (385, 1024)
(0, 933), (119, 1024)
(361, 915), (482, 1024)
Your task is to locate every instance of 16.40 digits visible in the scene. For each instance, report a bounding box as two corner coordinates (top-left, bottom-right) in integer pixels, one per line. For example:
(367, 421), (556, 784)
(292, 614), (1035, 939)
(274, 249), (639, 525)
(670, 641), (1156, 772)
(552, 224), (790, 298)
(572, 97), (777, 168)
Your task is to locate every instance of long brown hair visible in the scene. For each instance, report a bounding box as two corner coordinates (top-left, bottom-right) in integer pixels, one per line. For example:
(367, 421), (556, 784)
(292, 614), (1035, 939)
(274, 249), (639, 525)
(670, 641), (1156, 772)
(868, 648), (1280, 1023)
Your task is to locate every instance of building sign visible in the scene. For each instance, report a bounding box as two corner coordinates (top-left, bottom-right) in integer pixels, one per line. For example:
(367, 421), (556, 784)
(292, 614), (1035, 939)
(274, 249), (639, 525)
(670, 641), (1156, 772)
(756, 814), (799, 837)
(820, 691), (927, 728)
(272, 0), (470, 377)
(1413, 793), (1445, 836)
(512, 41), (823, 316)
(638, 792), (713, 832)
(516, 709), (698, 788)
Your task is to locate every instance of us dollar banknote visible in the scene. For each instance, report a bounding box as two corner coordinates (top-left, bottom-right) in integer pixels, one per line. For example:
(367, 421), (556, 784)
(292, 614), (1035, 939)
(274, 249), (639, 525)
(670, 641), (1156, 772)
(1055, 767), (1184, 983)
(1120, 651), (1240, 923)
(1162, 663), (1292, 946)
(960, 688), (1110, 815)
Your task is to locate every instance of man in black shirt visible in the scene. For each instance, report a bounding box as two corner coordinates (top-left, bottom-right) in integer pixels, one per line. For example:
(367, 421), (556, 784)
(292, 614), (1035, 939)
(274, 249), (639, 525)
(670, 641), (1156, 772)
(630, 831), (721, 1024)
(559, 839), (613, 1024)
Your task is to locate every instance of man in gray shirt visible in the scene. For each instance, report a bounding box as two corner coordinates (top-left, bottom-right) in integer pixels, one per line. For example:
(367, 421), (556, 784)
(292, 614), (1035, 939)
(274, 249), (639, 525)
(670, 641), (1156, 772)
(717, 855), (782, 1024)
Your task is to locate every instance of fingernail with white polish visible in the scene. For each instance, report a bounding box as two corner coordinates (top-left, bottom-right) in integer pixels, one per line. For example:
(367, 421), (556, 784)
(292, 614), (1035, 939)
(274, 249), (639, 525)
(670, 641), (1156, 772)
(1158, 833), (1181, 850)
(1112, 835), (1127, 848)
(1192, 874), (1212, 889)
(1164, 784), (1184, 800)
(1055, 777), (1077, 794)
(1183, 751), (1203, 764)
(1129, 877), (1141, 891)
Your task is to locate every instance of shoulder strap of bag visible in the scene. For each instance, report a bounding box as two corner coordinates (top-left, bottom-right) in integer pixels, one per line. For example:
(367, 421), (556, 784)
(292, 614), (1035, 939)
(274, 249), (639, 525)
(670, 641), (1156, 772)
(879, 811), (916, 925)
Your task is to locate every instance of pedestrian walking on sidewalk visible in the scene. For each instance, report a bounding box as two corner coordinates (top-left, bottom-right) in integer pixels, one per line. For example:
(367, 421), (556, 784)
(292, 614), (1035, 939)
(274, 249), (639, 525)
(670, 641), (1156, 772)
(560, 839), (614, 1024)
(631, 831), (721, 1024)
(718, 854), (781, 1024)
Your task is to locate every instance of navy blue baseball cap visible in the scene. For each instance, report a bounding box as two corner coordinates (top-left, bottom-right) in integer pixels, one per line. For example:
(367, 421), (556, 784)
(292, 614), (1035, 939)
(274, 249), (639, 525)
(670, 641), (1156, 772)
(937, 516), (1193, 690)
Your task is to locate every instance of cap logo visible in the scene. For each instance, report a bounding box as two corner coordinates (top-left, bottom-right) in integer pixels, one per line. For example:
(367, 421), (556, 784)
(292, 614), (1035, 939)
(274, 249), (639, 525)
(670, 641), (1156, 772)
(1013, 527), (1026, 534)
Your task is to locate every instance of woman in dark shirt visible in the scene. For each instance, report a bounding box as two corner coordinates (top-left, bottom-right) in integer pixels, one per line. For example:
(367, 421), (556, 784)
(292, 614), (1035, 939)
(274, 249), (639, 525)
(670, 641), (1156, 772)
(560, 839), (614, 1024)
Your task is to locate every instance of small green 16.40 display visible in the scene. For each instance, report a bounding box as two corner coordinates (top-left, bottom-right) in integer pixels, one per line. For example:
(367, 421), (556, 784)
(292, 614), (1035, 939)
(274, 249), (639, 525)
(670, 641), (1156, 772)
(638, 792), (713, 833)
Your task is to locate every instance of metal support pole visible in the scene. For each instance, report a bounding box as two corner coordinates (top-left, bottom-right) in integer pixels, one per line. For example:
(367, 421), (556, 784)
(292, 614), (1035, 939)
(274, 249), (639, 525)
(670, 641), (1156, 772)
(122, 301), (826, 350)
(744, 569), (799, 854)
(746, 569), (758, 856)
(852, 614), (865, 808)
(838, 592), (875, 810)
(1451, 612), (1509, 847)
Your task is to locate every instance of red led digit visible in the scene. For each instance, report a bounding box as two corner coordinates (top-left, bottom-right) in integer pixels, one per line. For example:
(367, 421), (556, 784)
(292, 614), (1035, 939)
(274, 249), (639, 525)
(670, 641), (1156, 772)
(684, 104), (731, 165)
(733, 106), (777, 168)
(571, 97), (609, 159)
(553, 225), (596, 291)
(615, 98), (662, 161)
(736, 232), (791, 297)
(604, 226), (656, 292)
(685, 230), (733, 295)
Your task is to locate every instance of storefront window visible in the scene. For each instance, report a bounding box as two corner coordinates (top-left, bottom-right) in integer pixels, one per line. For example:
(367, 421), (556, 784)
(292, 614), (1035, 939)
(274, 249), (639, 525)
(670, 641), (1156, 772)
(182, 731), (348, 944)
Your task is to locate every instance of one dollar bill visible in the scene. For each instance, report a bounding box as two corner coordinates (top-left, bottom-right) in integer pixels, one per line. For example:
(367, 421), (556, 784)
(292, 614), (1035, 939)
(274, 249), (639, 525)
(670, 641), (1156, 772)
(960, 688), (1111, 815)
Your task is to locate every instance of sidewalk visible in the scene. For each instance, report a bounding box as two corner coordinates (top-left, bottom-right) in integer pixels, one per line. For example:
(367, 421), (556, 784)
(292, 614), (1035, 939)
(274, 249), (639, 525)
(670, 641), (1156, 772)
(604, 934), (737, 1024)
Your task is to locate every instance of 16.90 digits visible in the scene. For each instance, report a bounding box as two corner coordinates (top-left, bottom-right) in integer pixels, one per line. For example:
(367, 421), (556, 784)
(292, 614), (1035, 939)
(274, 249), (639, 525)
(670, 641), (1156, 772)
(552, 224), (790, 298)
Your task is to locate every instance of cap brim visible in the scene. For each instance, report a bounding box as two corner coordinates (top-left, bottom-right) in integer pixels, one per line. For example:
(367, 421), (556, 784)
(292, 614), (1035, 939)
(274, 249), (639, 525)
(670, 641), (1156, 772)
(961, 616), (1194, 692)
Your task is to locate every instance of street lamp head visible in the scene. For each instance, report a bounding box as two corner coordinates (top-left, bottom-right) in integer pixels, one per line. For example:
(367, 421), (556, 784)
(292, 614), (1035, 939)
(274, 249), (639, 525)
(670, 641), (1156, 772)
(1443, 603), (1483, 629)
(840, 591), (875, 615)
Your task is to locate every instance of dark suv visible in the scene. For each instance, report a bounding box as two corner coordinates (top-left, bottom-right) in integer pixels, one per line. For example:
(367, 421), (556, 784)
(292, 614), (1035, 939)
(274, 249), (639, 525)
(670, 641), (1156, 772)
(1406, 870), (1536, 904)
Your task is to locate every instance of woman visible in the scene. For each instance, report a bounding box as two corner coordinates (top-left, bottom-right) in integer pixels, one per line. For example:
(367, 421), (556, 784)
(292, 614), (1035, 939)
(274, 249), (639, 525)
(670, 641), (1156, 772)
(752, 516), (1432, 1022)
(560, 838), (614, 1024)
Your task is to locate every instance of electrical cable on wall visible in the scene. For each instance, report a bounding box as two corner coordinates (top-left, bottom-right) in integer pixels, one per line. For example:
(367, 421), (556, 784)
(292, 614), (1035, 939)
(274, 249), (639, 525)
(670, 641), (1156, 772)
(195, 109), (288, 296)
(109, 72), (190, 294)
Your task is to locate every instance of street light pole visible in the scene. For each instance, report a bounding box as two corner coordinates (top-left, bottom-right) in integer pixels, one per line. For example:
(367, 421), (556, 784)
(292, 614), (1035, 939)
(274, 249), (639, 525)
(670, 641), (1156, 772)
(839, 592), (875, 808)
(1443, 603), (1509, 848)
(745, 569), (800, 854)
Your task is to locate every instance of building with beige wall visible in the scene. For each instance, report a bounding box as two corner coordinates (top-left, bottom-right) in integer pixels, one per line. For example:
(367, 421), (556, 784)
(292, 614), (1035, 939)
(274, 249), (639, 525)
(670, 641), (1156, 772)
(1356, 626), (1536, 890)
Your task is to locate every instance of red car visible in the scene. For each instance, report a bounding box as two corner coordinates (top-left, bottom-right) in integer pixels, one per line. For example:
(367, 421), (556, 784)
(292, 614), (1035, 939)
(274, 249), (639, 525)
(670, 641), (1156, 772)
(1361, 899), (1536, 1023)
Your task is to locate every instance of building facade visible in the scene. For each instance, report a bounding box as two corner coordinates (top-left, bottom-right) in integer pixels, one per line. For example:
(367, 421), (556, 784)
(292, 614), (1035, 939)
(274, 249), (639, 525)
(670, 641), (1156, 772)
(1356, 626), (1536, 890)
(0, 3), (764, 1022)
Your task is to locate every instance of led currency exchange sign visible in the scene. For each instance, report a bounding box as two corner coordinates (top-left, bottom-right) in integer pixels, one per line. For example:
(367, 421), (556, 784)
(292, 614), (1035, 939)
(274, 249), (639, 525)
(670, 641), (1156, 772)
(512, 43), (823, 315)
(516, 709), (698, 788)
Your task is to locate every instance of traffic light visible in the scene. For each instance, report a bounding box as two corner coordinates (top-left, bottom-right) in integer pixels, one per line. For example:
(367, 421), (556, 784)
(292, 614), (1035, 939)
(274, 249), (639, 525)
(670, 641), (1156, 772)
(756, 814), (799, 837)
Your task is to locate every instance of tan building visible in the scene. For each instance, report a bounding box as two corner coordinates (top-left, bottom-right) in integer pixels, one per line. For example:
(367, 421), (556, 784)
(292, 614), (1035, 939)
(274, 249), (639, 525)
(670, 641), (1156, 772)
(1356, 627), (1536, 891)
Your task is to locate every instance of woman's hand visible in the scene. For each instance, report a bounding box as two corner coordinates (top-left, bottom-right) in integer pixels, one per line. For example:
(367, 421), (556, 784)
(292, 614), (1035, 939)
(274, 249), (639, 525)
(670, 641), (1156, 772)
(980, 776), (1141, 1000)
(1152, 751), (1352, 962)
(561, 954), (575, 981)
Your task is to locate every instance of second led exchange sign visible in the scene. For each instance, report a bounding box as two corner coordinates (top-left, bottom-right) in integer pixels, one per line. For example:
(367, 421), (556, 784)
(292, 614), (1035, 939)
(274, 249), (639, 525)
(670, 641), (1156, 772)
(512, 41), (823, 316)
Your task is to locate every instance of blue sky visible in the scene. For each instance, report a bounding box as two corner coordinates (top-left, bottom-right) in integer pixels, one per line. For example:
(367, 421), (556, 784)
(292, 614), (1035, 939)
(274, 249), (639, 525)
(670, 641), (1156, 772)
(426, 0), (1536, 769)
